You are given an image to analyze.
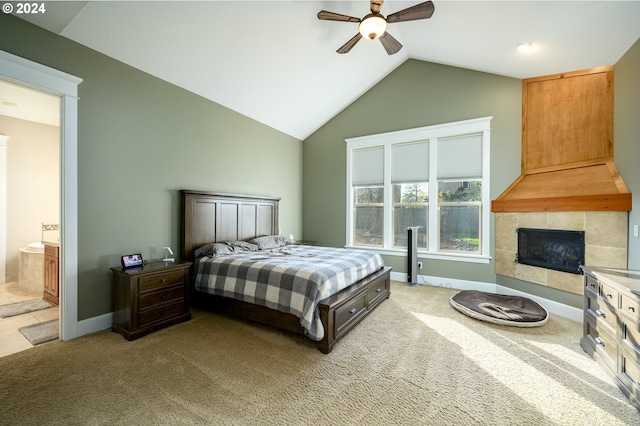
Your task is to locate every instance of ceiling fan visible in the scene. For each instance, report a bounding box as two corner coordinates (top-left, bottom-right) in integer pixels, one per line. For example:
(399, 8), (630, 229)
(317, 0), (435, 55)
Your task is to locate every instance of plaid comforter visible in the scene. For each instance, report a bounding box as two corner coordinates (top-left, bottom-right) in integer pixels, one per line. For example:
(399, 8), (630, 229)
(194, 245), (384, 341)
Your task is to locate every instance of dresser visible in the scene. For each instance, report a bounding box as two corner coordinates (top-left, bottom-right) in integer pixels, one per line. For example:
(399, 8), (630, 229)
(580, 266), (640, 411)
(111, 261), (192, 340)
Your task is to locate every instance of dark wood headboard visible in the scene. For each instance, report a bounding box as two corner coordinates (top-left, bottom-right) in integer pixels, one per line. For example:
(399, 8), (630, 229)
(181, 190), (280, 261)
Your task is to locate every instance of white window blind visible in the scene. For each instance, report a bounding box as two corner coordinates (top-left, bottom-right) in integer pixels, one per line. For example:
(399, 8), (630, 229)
(437, 133), (482, 179)
(391, 141), (429, 183)
(352, 146), (384, 185)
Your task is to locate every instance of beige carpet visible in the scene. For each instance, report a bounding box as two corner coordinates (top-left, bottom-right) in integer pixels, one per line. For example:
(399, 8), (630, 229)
(0, 282), (637, 425)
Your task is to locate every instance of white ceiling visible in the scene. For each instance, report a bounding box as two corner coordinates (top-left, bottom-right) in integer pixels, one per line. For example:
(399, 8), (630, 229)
(12, 1), (640, 139)
(0, 80), (60, 126)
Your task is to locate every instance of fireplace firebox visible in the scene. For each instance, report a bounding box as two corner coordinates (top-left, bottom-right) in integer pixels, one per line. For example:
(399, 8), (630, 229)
(516, 228), (585, 274)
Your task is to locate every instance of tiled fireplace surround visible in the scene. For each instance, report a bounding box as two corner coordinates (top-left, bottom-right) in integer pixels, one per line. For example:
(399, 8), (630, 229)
(495, 211), (628, 295)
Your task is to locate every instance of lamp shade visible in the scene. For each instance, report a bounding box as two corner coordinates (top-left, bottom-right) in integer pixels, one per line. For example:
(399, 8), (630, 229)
(358, 14), (387, 40)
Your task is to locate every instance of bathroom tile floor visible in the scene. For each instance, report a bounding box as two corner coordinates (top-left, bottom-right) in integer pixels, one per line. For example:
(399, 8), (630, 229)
(0, 280), (59, 358)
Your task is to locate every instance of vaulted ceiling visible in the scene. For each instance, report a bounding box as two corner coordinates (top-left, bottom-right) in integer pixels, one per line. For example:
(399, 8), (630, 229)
(13, 1), (640, 140)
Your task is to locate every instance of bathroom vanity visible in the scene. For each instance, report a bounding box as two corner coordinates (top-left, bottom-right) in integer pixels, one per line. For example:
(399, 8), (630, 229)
(42, 241), (59, 305)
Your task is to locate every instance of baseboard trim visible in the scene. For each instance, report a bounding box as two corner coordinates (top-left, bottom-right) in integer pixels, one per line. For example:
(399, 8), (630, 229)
(391, 271), (582, 323)
(76, 312), (113, 338)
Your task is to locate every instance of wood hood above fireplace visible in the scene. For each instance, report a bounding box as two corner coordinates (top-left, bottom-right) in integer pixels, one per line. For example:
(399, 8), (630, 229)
(492, 66), (632, 213)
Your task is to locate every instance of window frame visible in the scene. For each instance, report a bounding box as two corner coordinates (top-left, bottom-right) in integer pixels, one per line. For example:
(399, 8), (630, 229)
(345, 117), (492, 264)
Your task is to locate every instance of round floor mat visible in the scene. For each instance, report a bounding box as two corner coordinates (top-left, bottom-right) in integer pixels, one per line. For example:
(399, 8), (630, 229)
(450, 290), (549, 327)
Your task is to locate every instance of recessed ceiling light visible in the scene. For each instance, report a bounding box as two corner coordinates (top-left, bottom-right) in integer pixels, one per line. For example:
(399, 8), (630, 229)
(516, 41), (532, 51)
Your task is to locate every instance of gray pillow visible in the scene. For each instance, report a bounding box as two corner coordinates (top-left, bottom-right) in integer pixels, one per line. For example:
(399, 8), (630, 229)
(194, 242), (235, 259)
(225, 240), (259, 252)
(248, 235), (293, 250)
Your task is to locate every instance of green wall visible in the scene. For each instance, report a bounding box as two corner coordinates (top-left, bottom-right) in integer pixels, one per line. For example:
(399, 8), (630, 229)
(303, 59), (522, 285)
(615, 38), (640, 271)
(0, 15), (303, 320)
(304, 43), (640, 308)
(2, 12), (638, 319)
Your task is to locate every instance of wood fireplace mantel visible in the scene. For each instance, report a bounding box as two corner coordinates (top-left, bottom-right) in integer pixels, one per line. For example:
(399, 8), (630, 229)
(492, 162), (632, 212)
(492, 66), (631, 213)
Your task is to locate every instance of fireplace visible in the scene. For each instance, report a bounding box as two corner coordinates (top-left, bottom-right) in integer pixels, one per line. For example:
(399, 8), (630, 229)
(517, 228), (585, 274)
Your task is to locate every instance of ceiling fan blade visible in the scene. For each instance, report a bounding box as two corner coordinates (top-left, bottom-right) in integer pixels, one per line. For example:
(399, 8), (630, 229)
(337, 33), (363, 54)
(386, 1), (435, 23)
(317, 10), (361, 23)
(379, 32), (403, 55)
(370, 0), (384, 14)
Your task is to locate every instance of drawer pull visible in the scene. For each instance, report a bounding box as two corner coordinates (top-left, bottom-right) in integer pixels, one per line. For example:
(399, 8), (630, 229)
(606, 293), (613, 299)
(161, 279), (167, 284)
(375, 288), (382, 293)
(595, 309), (605, 318)
(594, 337), (605, 346)
(161, 295), (166, 301)
(628, 306), (636, 313)
(349, 308), (357, 314)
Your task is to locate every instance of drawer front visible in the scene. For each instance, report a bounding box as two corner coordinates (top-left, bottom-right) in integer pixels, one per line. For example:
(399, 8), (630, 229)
(584, 319), (617, 372)
(620, 349), (640, 400)
(590, 294), (618, 334)
(600, 281), (619, 309)
(335, 292), (367, 335)
(367, 280), (388, 308)
(139, 270), (184, 292)
(44, 245), (59, 257)
(585, 273), (599, 293)
(621, 294), (640, 321)
(622, 311), (640, 356)
(138, 301), (185, 326)
(138, 285), (185, 310)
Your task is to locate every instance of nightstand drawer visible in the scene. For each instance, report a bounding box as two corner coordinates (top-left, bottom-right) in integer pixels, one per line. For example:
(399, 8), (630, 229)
(139, 285), (185, 309)
(139, 301), (185, 326)
(139, 269), (184, 292)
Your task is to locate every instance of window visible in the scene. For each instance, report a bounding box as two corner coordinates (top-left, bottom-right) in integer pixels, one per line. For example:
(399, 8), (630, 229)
(346, 117), (491, 262)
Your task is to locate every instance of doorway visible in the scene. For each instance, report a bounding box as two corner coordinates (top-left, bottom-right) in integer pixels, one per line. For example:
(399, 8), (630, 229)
(0, 81), (60, 355)
(0, 50), (81, 344)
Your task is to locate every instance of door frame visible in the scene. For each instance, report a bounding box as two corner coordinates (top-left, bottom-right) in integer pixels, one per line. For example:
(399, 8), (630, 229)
(0, 50), (82, 341)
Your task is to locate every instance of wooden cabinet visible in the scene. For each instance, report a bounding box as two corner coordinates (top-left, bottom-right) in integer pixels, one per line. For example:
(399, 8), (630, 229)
(43, 244), (59, 305)
(522, 66), (613, 173)
(580, 266), (640, 411)
(111, 261), (192, 340)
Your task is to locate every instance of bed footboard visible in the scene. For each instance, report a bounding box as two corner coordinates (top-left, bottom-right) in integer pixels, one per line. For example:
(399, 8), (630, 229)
(317, 266), (391, 353)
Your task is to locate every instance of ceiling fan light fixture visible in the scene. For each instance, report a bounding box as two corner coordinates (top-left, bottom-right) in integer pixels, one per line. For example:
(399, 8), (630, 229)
(359, 14), (387, 40)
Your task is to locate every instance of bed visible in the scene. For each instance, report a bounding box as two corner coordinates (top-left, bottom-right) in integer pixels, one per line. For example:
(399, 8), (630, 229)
(181, 190), (392, 353)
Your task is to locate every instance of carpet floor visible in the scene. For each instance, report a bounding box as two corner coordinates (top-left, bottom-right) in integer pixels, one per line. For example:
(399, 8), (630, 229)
(0, 281), (637, 425)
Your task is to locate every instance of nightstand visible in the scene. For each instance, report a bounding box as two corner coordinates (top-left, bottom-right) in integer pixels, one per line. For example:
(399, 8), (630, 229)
(111, 260), (192, 340)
